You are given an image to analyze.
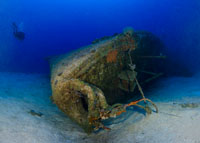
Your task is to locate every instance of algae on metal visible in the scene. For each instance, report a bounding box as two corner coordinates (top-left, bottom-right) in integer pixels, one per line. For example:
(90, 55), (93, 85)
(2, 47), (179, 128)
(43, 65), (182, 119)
(49, 28), (165, 133)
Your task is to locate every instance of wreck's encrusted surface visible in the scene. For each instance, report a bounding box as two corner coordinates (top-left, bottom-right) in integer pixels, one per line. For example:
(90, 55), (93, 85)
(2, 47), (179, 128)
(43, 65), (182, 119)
(49, 28), (165, 132)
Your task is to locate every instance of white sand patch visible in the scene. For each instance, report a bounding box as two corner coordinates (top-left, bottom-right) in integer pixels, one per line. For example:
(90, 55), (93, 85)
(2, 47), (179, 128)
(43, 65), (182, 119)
(0, 72), (200, 143)
(0, 72), (87, 143)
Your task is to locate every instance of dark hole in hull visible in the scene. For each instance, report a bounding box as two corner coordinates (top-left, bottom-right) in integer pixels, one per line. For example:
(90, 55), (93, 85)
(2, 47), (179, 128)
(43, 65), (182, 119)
(81, 96), (88, 112)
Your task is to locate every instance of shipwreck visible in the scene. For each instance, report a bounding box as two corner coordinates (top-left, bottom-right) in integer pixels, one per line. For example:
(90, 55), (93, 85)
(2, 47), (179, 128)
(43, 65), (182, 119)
(48, 28), (165, 133)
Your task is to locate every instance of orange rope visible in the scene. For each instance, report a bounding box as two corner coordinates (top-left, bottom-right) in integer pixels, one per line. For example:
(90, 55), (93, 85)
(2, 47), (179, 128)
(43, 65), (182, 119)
(116, 110), (126, 116)
(127, 98), (145, 107)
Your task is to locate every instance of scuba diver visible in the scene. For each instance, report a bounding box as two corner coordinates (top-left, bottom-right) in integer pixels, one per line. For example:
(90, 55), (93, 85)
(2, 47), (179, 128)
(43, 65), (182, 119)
(12, 22), (25, 40)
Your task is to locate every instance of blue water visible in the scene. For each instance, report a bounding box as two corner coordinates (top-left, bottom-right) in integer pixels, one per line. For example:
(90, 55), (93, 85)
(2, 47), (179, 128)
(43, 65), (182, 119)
(1, 1), (200, 142)
(0, 0), (200, 73)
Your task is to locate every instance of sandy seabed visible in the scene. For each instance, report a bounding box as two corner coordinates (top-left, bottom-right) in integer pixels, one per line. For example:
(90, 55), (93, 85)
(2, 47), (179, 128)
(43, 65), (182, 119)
(0, 72), (200, 143)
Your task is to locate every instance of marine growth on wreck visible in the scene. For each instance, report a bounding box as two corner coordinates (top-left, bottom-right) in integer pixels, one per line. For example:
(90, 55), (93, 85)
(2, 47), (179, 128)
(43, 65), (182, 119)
(48, 28), (165, 133)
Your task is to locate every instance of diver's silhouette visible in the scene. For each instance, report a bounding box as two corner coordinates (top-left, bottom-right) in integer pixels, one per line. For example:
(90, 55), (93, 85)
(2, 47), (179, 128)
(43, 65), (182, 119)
(12, 22), (25, 40)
